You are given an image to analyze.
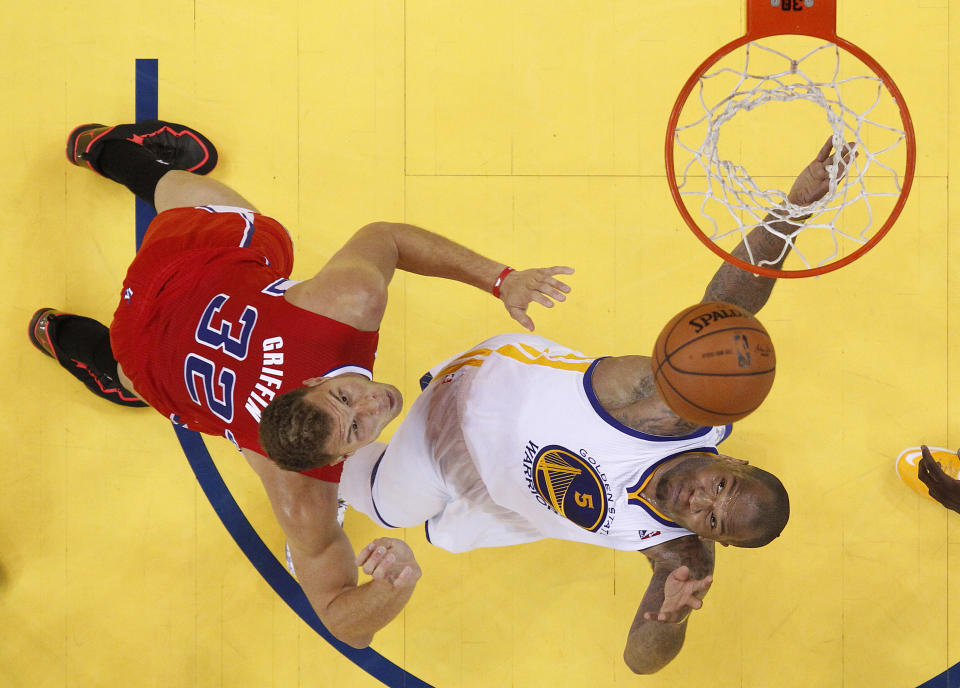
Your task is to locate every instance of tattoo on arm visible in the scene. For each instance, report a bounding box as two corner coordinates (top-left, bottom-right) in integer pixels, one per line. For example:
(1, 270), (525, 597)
(612, 373), (700, 436)
(628, 405), (700, 437)
(623, 537), (715, 674)
(703, 214), (801, 314)
(646, 535), (715, 579)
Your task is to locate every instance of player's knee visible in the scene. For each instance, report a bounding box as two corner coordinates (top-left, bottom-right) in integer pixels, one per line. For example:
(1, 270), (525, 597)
(154, 171), (258, 214)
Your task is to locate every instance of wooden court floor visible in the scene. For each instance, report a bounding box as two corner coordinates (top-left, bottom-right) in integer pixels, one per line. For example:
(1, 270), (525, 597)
(1, 1), (956, 686)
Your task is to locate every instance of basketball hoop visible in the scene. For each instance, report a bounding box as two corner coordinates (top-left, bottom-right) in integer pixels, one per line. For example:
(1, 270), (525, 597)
(665, 0), (916, 278)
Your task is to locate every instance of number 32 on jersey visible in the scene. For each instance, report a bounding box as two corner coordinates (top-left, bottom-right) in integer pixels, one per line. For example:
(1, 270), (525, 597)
(184, 293), (259, 422)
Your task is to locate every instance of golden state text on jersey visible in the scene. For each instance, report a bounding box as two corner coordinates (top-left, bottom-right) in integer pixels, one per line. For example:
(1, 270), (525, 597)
(523, 441), (614, 533)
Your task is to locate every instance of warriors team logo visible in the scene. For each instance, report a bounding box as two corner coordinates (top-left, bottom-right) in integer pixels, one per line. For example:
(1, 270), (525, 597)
(532, 445), (607, 532)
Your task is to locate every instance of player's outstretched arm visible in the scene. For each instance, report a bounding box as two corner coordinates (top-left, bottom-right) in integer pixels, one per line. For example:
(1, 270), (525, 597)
(702, 137), (856, 314)
(623, 536), (714, 674)
(294, 532), (420, 648)
(287, 221), (573, 332)
(243, 449), (421, 647)
(919, 445), (960, 514)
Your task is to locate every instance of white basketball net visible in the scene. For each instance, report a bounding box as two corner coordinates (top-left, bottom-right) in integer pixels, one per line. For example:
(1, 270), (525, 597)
(672, 40), (909, 270)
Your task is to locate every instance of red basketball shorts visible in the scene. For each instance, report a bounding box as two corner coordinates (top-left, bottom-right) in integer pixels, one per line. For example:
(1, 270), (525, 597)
(110, 205), (295, 401)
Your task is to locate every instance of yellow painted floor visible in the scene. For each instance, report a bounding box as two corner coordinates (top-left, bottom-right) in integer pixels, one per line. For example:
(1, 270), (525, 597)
(1, 1), (955, 686)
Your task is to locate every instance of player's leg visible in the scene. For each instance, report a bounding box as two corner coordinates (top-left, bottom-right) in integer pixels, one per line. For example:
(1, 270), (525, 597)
(36, 121), (260, 406)
(152, 170), (257, 213)
(68, 120), (255, 214)
(33, 121), (223, 407)
(70, 121), (257, 213)
(28, 307), (146, 407)
(115, 363), (138, 400)
(67, 121), (219, 208)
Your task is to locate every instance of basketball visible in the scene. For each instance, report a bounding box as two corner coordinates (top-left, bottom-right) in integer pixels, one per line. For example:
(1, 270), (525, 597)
(651, 301), (776, 426)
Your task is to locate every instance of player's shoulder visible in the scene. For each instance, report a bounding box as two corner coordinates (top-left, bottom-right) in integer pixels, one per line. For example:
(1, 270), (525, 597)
(284, 264), (386, 330)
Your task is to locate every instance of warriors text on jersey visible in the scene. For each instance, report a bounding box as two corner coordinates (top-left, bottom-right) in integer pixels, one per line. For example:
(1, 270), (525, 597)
(110, 206), (379, 481)
(340, 333), (730, 551)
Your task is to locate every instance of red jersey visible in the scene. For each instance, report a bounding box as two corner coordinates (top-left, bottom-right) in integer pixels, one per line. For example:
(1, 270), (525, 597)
(110, 206), (379, 482)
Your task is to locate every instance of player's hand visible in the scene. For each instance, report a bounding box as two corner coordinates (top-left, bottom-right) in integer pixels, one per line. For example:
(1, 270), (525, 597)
(787, 136), (857, 206)
(918, 445), (960, 514)
(356, 537), (422, 589)
(498, 266), (574, 331)
(642, 565), (713, 624)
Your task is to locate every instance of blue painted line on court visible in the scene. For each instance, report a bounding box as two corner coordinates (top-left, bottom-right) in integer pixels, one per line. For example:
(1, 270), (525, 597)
(917, 666), (960, 688)
(134, 59), (158, 250)
(173, 427), (433, 687)
(134, 59), (432, 688)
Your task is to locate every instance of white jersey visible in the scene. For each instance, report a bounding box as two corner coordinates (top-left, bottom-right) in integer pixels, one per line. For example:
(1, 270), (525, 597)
(340, 333), (731, 553)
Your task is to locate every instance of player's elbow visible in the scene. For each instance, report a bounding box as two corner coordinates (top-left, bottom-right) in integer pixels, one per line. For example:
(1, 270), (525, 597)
(315, 602), (376, 649)
(329, 626), (374, 649)
(622, 634), (679, 675)
(622, 651), (670, 675)
(358, 220), (399, 238)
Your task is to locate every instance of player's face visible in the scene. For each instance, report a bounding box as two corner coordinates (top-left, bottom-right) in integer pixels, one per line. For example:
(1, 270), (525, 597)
(654, 454), (767, 546)
(304, 374), (403, 459)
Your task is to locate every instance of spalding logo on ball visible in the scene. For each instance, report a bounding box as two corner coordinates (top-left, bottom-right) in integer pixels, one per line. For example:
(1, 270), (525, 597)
(651, 301), (775, 426)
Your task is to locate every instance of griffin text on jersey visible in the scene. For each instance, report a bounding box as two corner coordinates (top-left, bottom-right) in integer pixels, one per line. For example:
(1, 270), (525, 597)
(243, 336), (286, 422)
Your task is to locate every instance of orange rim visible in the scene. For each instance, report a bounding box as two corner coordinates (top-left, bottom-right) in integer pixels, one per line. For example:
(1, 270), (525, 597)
(665, 0), (916, 278)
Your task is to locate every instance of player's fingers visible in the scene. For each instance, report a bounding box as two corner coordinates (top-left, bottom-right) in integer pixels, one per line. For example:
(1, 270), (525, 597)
(838, 150), (857, 179)
(370, 552), (397, 580)
(509, 306), (535, 332)
(546, 265), (575, 276)
(922, 455), (948, 479)
(536, 282), (568, 302)
(836, 158), (851, 180)
(643, 611), (670, 622)
(687, 598), (703, 610)
(917, 462), (935, 488)
(544, 288), (567, 302)
(672, 565), (690, 581)
(842, 142), (858, 163)
(541, 275), (572, 294)
(812, 179), (830, 201)
(362, 545), (388, 575)
(816, 136), (834, 162)
(392, 566), (412, 588)
(529, 292), (555, 309)
(393, 566), (420, 588)
(355, 543), (374, 566)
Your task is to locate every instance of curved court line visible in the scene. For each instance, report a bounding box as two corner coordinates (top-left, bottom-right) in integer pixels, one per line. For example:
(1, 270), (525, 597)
(135, 58), (431, 688)
(916, 666), (958, 688)
(173, 427), (432, 688)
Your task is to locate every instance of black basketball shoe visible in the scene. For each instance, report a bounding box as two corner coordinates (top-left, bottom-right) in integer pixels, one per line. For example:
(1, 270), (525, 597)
(66, 120), (218, 177)
(29, 308), (148, 408)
